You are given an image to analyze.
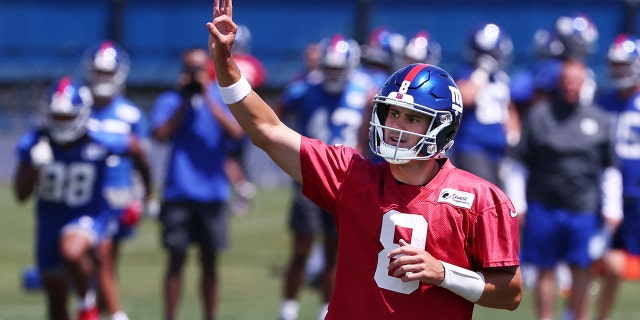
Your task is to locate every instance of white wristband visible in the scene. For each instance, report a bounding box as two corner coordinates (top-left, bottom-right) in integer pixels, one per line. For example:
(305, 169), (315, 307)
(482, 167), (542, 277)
(438, 261), (485, 302)
(218, 74), (252, 105)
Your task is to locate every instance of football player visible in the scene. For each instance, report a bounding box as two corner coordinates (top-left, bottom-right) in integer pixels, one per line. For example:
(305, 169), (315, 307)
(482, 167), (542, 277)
(452, 22), (515, 188)
(82, 40), (153, 320)
(594, 34), (640, 320)
(208, 1), (523, 318)
(13, 77), (149, 320)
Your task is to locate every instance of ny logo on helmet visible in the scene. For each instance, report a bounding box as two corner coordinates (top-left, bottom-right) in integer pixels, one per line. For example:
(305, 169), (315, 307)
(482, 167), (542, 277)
(449, 86), (463, 113)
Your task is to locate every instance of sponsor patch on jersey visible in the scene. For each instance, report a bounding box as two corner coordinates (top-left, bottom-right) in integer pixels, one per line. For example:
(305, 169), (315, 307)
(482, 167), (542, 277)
(437, 188), (475, 209)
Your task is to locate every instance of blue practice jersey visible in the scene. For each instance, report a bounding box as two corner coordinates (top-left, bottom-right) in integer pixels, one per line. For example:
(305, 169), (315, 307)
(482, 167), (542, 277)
(88, 96), (149, 209)
(598, 90), (640, 198)
(16, 130), (130, 229)
(453, 64), (511, 159)
(150, 85), (232, 202)
(280, 75), (370, 148)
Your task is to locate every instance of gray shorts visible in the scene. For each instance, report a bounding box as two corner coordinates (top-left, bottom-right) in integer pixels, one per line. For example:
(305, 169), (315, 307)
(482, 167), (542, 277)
(159, 201), (228, 252)
(289, 184), (337, 236)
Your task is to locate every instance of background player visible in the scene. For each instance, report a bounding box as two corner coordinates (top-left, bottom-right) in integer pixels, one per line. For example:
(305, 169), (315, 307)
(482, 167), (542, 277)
(509, 59), (621, 320)
(276, 33), (368, 320)
(82, 40), (153, 320)
(13, 77), (149, 320)
(593, 33), (640, 320)
(452, 22), (515, 188)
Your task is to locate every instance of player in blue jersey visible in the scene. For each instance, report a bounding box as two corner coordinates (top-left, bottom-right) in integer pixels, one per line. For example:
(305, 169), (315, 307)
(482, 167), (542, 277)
(593, 34), (640, 320)
(276, 34), (370, 320)
(13, 77), (149, 320)
(82, 40), (153, 320)
(452, 22), (515, 188)
(151, 47), (244, 320)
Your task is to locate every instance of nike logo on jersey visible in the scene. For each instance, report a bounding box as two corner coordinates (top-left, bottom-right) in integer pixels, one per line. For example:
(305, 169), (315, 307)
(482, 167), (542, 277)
(437, 188), (475, 209)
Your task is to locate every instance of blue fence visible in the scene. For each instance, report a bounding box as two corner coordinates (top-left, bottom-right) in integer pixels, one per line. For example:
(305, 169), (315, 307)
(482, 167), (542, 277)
(0, 0), (636, 89)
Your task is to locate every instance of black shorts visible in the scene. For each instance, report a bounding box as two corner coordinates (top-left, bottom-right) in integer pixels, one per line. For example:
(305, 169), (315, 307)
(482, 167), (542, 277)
(288, 183), (337, 237)
(159, 200), (228, 252)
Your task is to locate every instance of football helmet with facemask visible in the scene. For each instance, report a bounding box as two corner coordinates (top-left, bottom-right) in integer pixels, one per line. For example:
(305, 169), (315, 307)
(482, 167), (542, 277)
(464, 23), (513, 74)
(607, 34), (640, 90)
(369, 64), (463, 164)
(318, 34), (361, 94)
(82, 40), (130, 99)
(404, 31), (441, 66)
(45, 76), (93, 144)
(554, 12), (599, 60)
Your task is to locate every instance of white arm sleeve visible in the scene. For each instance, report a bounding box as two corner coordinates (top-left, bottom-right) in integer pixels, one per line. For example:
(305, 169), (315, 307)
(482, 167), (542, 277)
(439, 261), (485, 303)
(501, 157), (528, 214)
(600, 166), (623, 221)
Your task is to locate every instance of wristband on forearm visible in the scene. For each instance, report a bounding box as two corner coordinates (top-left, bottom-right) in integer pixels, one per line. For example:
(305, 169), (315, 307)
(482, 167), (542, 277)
(438, 261), (485, 302)
(218, 74), (252, 105)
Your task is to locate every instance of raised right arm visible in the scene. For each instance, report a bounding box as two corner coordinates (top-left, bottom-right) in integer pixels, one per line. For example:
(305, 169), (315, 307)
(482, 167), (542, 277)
(206, 0), (303, 183)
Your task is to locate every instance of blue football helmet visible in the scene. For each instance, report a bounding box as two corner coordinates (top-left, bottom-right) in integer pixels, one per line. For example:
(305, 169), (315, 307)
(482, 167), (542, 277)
(464, 23), (513, 72)
(554, 12), (599, 60)
(82, 40), (130, 99)
(318, 34), (361, 94)
(607, 34), (640, 89)
(404, 31), (441, 66)
(369, 64), (463, 164)
(362, 27), (406, 72)
(45, 76), (93, 144)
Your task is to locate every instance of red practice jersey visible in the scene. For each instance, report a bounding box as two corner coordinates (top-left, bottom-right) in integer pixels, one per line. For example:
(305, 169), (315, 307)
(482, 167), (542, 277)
(300, 137), (520, 320)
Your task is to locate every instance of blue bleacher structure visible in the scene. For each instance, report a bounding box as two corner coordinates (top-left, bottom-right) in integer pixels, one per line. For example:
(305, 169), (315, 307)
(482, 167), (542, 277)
(0, 0), (634, 90)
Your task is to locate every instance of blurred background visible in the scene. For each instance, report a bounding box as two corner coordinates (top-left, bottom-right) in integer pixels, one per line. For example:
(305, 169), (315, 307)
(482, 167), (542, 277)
(1, 0), (639, 189)
(3, 1), (640, 319)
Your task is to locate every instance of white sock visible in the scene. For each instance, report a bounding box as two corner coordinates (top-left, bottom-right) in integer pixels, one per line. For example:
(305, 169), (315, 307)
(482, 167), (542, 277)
(279, 299), (299, 320)
(317, 303), (329, 320)
(111, 311), (130, 320)
(78, 289), (96, 310)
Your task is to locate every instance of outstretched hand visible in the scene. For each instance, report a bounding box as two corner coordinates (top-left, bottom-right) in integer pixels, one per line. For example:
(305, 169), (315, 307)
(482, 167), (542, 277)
(207, 0), (237, 64)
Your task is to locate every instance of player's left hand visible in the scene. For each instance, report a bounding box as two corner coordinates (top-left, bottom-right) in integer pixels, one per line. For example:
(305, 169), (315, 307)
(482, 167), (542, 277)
(30, 138), (53, 168)
(387, 239), (445, 285)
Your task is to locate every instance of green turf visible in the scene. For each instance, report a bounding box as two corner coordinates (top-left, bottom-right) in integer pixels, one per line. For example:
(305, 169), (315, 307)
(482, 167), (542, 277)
(1, 185), (640, 319)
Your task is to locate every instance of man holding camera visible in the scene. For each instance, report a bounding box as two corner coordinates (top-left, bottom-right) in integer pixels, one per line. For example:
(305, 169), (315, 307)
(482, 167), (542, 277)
(150, 47), (244, 320)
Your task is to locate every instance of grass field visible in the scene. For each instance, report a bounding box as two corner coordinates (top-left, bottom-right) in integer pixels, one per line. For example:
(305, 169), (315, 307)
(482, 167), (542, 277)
(2, 185), (640, 320)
